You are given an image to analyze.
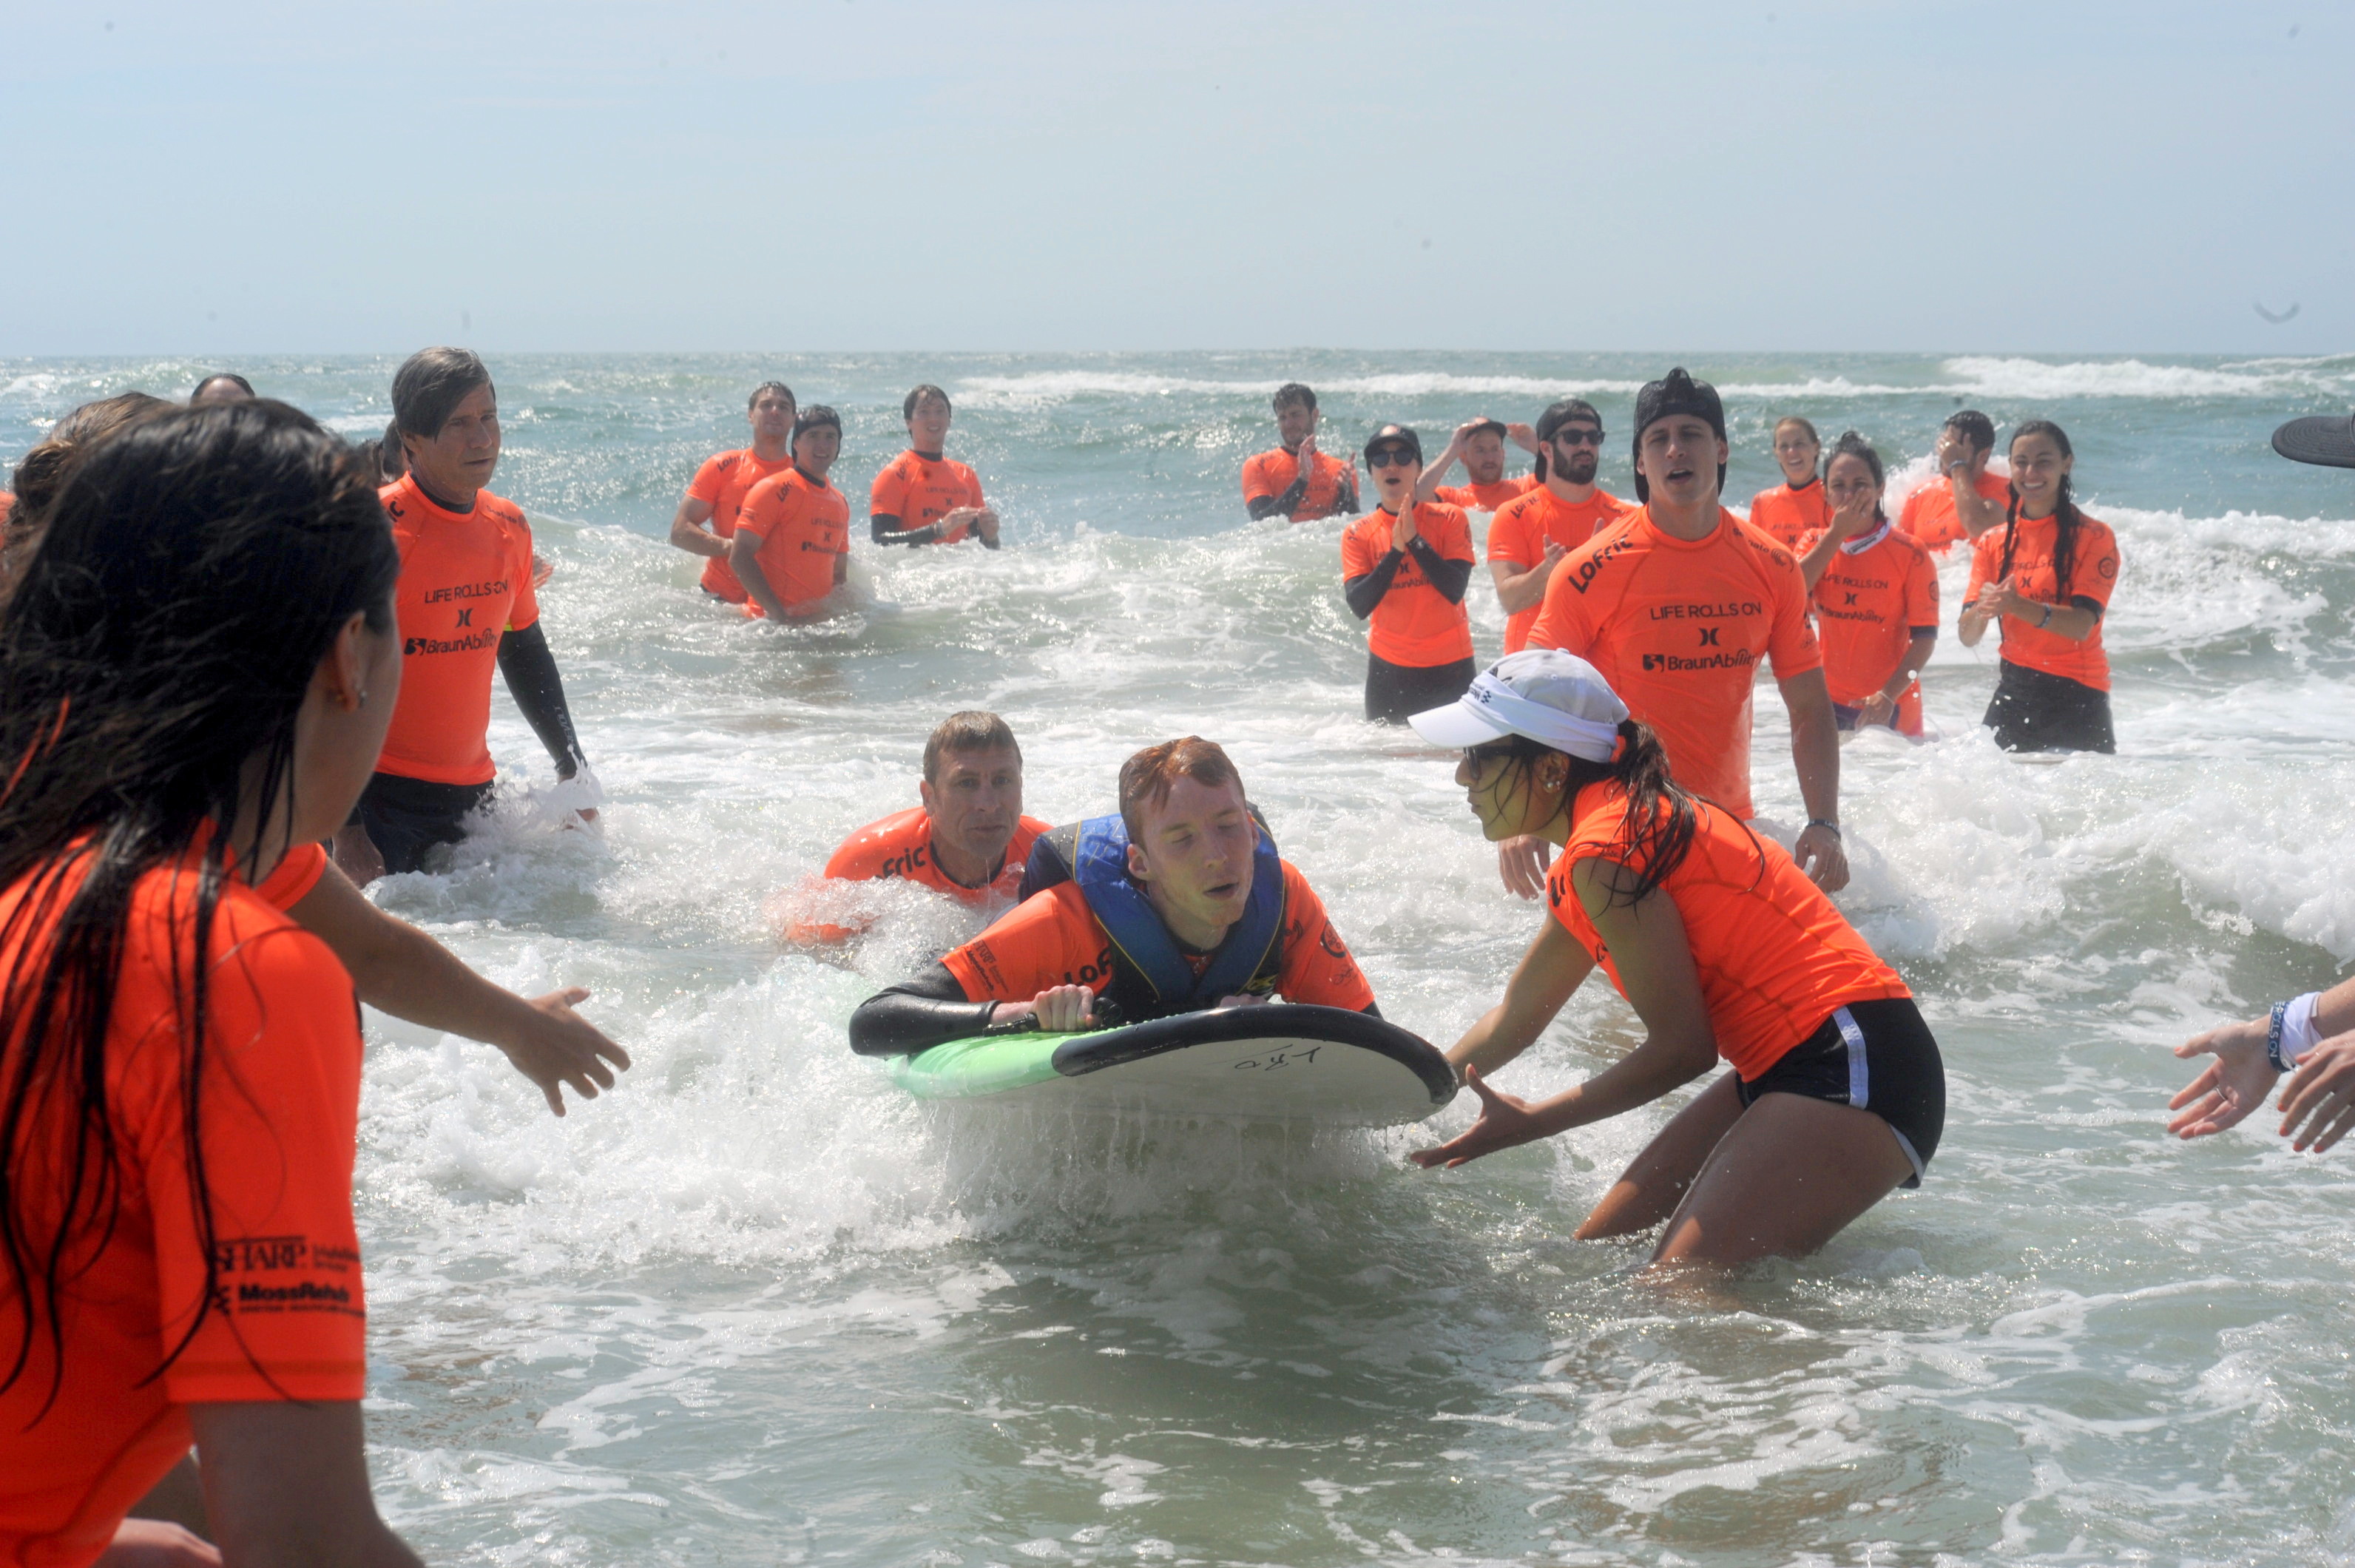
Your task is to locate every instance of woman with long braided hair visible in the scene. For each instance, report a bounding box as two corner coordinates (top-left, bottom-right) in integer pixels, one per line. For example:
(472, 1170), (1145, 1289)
(1957, 419), (2123, 752)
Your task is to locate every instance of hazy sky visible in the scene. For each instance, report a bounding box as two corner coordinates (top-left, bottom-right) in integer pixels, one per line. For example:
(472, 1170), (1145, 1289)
(4, 1), (2345, 355)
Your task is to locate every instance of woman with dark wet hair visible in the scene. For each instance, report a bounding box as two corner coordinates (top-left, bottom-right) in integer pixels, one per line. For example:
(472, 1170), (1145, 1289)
(0, 400), (426, 1564)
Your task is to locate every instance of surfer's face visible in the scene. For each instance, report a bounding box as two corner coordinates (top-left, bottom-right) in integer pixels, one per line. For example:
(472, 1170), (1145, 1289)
(922, 746), (1024, 865)
(1276, 401), (1317, 450)
(906, 393), (952, 449)
(1127, 775), (1258, 941)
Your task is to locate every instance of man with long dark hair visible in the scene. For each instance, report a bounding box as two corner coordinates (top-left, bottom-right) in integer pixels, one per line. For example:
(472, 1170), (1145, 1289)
(334, 347), (593, 882)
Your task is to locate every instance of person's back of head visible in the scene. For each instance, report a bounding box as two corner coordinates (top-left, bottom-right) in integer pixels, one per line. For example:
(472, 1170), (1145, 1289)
(3, 392), (173, 575)
(2, 399), (399, 878)
(189, 372), (256, 405)
(0, 397), (398, 1390)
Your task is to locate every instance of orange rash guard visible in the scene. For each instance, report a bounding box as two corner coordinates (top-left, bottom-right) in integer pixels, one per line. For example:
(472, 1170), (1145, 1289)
(1527, 507), (1821, 820)
(1547, 781), (1909, 1081)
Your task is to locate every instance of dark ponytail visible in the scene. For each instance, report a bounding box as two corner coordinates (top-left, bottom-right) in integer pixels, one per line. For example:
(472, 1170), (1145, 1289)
(1998, 419), (2082, 598)
(1491, 717), (1700, 908)
(0, 399), (398, 1415)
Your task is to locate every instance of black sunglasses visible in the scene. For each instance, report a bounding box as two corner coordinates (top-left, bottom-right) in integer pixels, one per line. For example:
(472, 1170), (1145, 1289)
(1552, 428), (1605, 447)
(1462, 740), (1518, 769)
(1368, 447), (1418, 467)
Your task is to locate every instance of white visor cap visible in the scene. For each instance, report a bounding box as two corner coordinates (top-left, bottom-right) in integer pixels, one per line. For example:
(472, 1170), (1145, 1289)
(1407, 649), (1632, 763)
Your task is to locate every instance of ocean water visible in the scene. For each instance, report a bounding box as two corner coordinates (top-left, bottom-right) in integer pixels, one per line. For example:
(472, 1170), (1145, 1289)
(7, 351), (2355, 1567)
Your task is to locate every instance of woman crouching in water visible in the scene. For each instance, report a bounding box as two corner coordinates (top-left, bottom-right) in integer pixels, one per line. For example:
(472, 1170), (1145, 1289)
(1408, 650), (1945, 1265)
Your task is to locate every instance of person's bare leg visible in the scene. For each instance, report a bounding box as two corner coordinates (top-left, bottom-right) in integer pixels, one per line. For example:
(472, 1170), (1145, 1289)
(1575, 1072), (1746, 1239)
(331, 823), (384, 887)
(1648, 1092), (1913, 1267)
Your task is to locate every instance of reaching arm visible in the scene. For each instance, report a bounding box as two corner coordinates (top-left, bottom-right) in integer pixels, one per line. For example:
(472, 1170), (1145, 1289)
(1413, 428), (1470, 505)
(1797, 527), (1844, 591)
(495, 621), (585, 779)
(186, 1402), (422, 1568)
(1445, 911), (1595, 1077)
(1777, 669), (1848, 891)
(286, 862), (629, 1115)
(667, 496), (728, 560)
(1415, 862), (1719, 1167)
(850, 967), (993, 1055)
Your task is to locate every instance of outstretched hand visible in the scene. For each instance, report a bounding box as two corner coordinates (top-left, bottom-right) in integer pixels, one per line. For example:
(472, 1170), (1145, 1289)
(501, 987), (632, 1118)
(1409, 1066), (1550, 1169)
(2167, 1017), (2276, 1139)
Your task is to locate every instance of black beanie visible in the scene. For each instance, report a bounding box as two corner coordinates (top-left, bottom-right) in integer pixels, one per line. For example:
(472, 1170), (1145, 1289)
(1629, 368), (1727, 504)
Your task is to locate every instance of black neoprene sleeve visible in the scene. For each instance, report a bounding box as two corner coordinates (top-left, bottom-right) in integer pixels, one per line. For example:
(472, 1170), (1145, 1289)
(1343, 551), (1406, 619)
(1248, 473), (1310, 521)
(1408, 537), (1473, 604)
(496, 622), (585, 778)
(848, 965), (996, 1056)
(871, 514), (942, 547)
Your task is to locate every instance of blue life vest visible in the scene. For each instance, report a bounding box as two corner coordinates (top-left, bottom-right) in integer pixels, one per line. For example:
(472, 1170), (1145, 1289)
(1069, 813), (1285, 1018)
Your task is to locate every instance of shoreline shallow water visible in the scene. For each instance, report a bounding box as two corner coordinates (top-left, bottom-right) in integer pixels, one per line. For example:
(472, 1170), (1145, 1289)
(10, 352), (2355, 1564)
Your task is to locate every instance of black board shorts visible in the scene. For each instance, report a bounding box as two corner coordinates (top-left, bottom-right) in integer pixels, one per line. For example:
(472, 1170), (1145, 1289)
(1365, 652), (1476, 726)
(1736, 996), (1946, 1187)
(350, 771), (494, 875)
(1983, 659), (2115, 754)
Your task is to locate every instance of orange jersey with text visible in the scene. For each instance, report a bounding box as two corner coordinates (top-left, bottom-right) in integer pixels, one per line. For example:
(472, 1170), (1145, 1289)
(1899, 467), (2011, 552)
(1487, 485), (1637, 653)
(1808, 524), (1939, 734)
(1241, 446), (1355, 522)
(1547, 783), (1909, 1080)
(0, 854), (366, 1567)
(684, 447), (792, 602)
(940, 859), (1375, 1012)
(377, 475), (540, 787)
(735, 467), (851, 616)
(1965, 510), (2122, 690)
(825, 808), (1053, 905)
(871, 450), (986, 543)
(1746, 480), (1831, 552)
(1527, 507), (1821, 820)
(1342, 504), (1476, 667)
(1436, 476), (1535, 513)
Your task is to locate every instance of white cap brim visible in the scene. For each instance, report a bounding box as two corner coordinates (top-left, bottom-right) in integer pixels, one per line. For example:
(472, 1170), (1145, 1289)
(1408, 700), (1512, 748)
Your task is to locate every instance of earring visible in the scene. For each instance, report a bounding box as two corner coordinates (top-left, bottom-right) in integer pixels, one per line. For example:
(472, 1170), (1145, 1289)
(357, 689), (368, 709)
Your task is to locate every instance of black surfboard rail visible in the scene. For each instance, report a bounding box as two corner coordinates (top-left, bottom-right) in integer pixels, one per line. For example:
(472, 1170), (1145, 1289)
(1046, 1004), (1457, 1107)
